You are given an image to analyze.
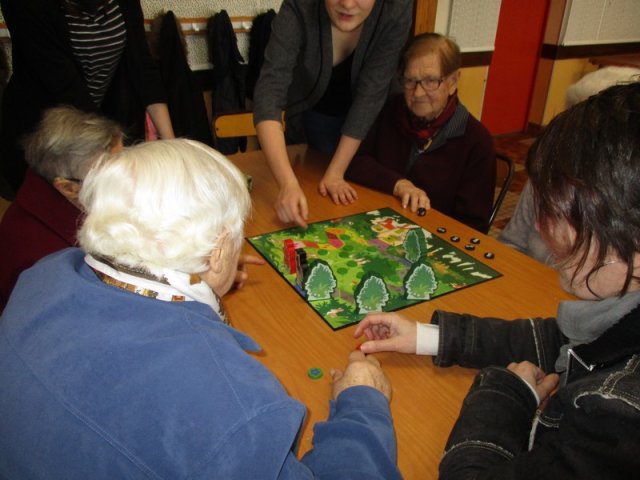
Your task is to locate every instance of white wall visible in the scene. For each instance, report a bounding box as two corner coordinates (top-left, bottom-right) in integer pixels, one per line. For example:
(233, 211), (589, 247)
(560, 0), (640, 46)
(434, 0), (502, 52)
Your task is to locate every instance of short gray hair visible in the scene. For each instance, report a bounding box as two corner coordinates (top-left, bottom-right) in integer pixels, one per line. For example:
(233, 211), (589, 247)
(23, 106), (123, 183)
(78, 139), (251, 276)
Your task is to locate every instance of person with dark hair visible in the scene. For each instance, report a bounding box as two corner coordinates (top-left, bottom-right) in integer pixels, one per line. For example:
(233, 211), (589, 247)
(498, 73), (640, 263)
(352, 82), (640, 478)
(346, 33), (496, 233)
(253, 0), (412, 228)
(0, 0), (175, 195)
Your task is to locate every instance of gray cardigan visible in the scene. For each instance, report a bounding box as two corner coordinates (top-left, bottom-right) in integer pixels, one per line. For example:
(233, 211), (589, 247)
(253, 0), (412, 140)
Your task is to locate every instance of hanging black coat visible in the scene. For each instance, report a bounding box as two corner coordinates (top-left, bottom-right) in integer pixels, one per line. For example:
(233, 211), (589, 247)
(245, 9), (276, 102)
(207, 10), (246, 154)
(156, 11), (212, 146)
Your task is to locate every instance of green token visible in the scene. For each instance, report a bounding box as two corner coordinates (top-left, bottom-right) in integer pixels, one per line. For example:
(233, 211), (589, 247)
(307, 367), (323, 379)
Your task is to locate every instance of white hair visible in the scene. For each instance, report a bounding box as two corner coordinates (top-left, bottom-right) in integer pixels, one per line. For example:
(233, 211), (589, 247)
(78, 139), (251, 275)
(566, 66), (640, 108)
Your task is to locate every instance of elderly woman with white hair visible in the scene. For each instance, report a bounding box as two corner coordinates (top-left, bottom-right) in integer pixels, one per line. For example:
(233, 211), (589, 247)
(0, 139), (400, 479)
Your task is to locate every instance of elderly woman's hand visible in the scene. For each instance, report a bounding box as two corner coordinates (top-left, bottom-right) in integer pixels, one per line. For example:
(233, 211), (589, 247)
(233, 254), (266, 289)
(393, 179), (430, 214)
(330, 350), (392, 402)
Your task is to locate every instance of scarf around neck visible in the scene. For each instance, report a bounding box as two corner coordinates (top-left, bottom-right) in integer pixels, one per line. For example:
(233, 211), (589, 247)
(398, 93), (459, 152)
(85, 254), (229, 324)
(554, 290), (640, 373)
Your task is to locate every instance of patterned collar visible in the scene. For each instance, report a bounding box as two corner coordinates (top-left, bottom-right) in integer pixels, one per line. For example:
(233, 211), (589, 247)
(85, 254), (229, 324)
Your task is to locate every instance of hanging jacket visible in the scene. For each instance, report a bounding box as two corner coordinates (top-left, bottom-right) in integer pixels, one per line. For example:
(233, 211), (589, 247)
(156, 11), (212, 146)
(246, 9), (276, 102)
(207, 10), (246, 154)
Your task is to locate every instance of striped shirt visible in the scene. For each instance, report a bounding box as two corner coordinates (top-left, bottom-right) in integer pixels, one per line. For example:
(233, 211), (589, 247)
(64, 0), (126, 106)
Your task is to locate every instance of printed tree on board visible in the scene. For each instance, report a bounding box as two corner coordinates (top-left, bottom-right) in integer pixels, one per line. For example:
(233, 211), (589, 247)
(404, 261), (437, 300)
(354, 272), (389, 313)
(403, 228), (427, 263)
(304, 260), (337, 301)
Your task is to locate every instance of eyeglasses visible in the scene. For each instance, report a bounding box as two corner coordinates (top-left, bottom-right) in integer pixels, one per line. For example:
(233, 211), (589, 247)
(400, 75), (446, 92)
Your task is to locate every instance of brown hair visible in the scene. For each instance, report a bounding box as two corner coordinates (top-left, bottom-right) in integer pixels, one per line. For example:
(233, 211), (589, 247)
(400, 33), (461, 77)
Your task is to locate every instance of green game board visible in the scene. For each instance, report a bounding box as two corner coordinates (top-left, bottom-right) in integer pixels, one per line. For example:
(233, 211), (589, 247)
(247, 207), (501, 330)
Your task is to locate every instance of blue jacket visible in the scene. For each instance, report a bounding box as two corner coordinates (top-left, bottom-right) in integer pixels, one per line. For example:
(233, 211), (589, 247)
(0, 248), (400, 479)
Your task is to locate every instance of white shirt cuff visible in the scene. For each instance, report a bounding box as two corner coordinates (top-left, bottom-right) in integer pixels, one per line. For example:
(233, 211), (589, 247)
(416, 322), (439, 356)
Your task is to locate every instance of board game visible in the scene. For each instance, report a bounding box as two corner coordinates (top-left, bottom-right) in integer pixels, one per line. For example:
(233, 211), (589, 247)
(247, 207), (501, 330)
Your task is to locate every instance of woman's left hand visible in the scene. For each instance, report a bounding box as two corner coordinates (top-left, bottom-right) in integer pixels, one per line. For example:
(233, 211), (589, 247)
(319, 174), (358, 205)
(234, 254), (266, 289)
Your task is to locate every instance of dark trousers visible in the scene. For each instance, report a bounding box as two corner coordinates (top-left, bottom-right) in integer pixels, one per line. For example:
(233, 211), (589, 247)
(302, 109), (345, 155)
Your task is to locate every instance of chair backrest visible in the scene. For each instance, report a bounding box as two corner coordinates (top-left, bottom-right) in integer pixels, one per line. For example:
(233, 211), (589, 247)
(489, 153), (514, 227)
(212, 111), (285, 149)
(213, 111), (257, 140)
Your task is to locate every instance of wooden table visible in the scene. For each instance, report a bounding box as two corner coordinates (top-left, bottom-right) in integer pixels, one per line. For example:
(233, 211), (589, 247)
(225, 145), (574, 479)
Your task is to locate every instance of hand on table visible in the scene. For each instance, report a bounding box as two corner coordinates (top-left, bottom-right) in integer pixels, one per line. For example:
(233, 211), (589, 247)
(319, 173), (358, 205)
(507, 361), (559, 405)
(233, 254), (265, 289)
(276, 182), (308, 229)
(393, 179), (430, 214)
(354, 312), (418, 354)
(331, 350), (391, 401)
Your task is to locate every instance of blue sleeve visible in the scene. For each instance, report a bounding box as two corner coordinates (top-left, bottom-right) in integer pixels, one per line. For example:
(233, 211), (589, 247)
(194, 387), (399, 479)
(300, 386), (401, 480)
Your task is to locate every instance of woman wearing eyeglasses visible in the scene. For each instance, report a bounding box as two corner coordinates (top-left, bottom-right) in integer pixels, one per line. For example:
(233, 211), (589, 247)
(346, 33), (496, 233)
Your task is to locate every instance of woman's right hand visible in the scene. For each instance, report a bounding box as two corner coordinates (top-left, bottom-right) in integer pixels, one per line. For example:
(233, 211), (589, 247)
(276, 182), (309, 229)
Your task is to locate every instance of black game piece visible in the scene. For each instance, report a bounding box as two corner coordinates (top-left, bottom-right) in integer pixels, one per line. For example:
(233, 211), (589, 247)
(417, 207), (426, 217)
(450, 235), (460, 242)
(484, 252), (495, 259)
(470, 237), (481, 244)
(464, 244), (475, 251)
(436, 227), (447, 233)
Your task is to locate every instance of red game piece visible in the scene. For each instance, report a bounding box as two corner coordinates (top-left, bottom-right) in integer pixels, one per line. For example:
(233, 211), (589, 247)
(283, 239), (296, 273)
